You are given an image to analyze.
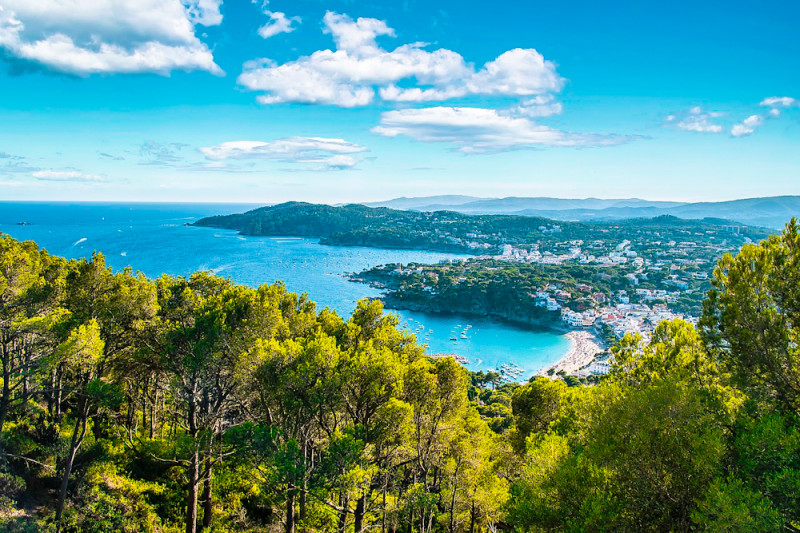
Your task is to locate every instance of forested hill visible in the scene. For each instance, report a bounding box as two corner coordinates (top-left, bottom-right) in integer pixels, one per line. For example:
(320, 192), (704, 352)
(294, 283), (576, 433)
(193, 202), (559, 253)
(193, 201), (403, 237)
(193, 202), (767, 255)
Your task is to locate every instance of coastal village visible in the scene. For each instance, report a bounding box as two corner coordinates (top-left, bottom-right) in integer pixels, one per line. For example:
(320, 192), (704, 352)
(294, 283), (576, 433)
(359, 223), (755, 381)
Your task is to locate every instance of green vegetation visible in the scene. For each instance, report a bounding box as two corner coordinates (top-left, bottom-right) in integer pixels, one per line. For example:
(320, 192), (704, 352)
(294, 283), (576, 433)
(1, 220), (799, 532)
(355, 260), (632, 325)
(194, 202), (767, 258)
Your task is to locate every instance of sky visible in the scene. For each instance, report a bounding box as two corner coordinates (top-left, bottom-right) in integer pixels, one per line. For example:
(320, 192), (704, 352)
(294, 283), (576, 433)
(0, 0), (798, 204)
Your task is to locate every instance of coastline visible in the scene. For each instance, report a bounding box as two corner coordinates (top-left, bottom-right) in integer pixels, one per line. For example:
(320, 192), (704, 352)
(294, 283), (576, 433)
(544, 330), (606, 375)
(380, 297), (607, 377)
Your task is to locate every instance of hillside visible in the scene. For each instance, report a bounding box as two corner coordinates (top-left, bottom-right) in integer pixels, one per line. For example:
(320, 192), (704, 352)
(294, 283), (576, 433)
(193, 203), (766, 256)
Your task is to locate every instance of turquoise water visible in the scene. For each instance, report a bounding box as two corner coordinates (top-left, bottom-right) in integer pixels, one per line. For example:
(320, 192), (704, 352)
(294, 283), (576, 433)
(0, 202), (568, 378)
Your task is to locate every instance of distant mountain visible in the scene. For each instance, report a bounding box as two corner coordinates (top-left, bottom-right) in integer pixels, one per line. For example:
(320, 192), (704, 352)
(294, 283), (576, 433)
(364, 195), (800, 229)
(365, 196), (685, 213)
(666, 196), (800, 229)
(363, 195), (483, 210)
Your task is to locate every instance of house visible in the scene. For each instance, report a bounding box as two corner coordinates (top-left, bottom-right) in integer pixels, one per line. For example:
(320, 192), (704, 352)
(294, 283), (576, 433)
(588, 360), (612, 375)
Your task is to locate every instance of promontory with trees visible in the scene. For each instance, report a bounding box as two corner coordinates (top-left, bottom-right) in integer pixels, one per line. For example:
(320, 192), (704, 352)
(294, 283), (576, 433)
(1, 220), (800, 531)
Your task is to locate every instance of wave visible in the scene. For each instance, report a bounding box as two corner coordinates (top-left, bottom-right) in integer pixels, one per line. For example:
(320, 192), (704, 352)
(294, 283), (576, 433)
(73, 237), (87, 246)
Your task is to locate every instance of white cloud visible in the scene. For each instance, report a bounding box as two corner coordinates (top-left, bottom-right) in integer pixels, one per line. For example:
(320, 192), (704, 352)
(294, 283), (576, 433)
(372, 107), (625, 153)
(185, 0), (223, 26)
(667, 107), (723, 133)
(759, 96), (796, 117)
(677, 117), (723, 133)
(323, 11), (394, 53)
(239, 11), (562, 107)
(258, 10), (300, 39)
(760, 96), (796, 108)
(731, 114), (764, 137)
(512, 95), (563, 118)
(32, 170), (105, 182)
(199, 137), (368, 170)
(0, 0), (222, 75)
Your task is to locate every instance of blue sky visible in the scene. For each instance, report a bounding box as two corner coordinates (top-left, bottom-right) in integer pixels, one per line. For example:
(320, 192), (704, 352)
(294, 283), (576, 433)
(0, 0), (798, 203)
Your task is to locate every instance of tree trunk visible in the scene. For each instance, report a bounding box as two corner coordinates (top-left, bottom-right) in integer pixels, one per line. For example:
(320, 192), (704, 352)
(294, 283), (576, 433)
(382, 477), (388, 533)
(185, 379), (199, 533)
(449, 483), (457, 533)
(469, 501), (476, 533)
(55, 398), (89, 533)
(149, 388), (156, 440)
(0, 340), (11, 438)
(354, 491), (367, 533)
(21, 349), (29, 404)
(299, 486), (307, 524)
(286, 488), (296, 533)
(201, 456), (213, 530)
(55, 370), (63, 423)
(299, 440), (307, 523)
(185, 449), (199, 533)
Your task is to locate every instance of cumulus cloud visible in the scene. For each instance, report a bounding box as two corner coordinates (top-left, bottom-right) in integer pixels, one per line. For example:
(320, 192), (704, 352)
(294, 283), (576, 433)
(199, 137), (368, 170)
(258, 10), (301, 39)
(372, 107), (626, 153)
(666, 106), (724, 133)
(32, 170), (105, 182)
(238, 11), (562, 107)
(760, 96), (796, 117)
(0, 0), (223, 75)
(731, 114), (764, 137)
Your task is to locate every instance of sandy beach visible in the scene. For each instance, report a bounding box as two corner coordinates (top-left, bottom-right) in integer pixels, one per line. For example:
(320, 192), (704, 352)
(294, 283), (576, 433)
(545, 330), (606, 374)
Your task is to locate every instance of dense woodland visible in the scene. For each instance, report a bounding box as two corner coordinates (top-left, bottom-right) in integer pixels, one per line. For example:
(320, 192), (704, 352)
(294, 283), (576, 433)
(1, 221), (799, 532)
(358, 261), (638, 320)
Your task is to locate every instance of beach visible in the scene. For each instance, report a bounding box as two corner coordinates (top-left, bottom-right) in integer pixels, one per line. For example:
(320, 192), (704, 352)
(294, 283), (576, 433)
(545, 330), (606, 374)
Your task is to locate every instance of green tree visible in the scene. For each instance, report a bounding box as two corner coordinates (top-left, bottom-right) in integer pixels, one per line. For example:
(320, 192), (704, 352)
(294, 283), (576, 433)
(701, 218), (800, 413)
(51, 320), (106, 532)
(509, 377), (567, 454)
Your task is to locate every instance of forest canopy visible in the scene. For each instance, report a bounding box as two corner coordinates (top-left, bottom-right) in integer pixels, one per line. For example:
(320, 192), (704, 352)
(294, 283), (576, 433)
(1, 220), (799, 532)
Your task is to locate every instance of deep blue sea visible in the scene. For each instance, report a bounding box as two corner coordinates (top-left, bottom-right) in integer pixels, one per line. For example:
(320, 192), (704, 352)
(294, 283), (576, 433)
(0, 202), (568, 378)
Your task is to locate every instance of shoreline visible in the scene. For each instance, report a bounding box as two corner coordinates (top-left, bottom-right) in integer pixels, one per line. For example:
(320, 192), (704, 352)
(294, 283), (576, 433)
(381, 299), (607, 378)
(378, 299), (608, 375)
(544, 330), (606, 375)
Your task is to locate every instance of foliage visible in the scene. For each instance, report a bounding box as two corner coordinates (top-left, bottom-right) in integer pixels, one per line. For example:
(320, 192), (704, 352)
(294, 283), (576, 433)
(1, 220), (800, 532)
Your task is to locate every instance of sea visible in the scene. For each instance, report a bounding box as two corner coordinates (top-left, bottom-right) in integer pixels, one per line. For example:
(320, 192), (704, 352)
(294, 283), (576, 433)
(0, 202), (569, 378)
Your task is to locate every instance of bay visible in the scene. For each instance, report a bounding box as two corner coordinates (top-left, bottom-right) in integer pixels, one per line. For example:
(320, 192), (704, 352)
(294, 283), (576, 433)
(0, 202), (569, 378)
